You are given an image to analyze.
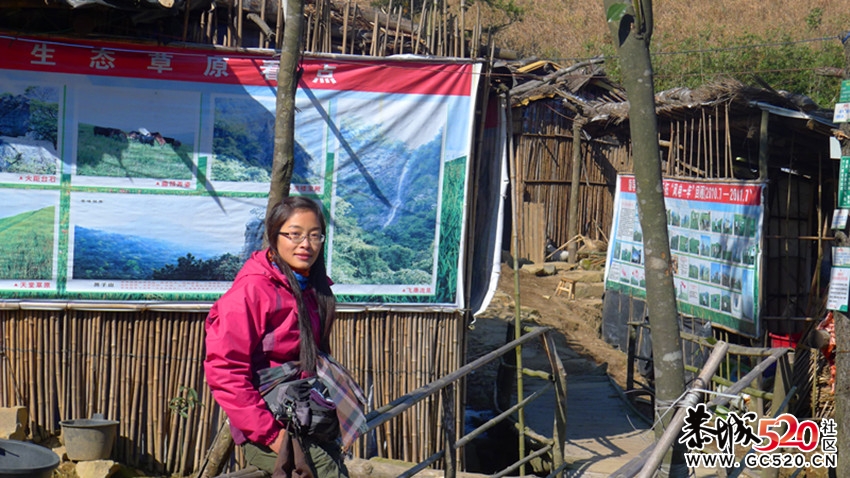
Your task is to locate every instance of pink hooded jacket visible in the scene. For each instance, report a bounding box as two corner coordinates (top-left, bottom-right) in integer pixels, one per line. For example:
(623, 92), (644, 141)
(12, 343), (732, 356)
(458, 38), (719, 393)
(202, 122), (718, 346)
(204, 249), (323, 446)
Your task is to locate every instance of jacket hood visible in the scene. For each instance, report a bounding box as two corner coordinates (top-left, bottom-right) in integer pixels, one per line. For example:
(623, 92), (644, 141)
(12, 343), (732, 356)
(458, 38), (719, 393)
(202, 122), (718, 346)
(234, 249), (293, 291)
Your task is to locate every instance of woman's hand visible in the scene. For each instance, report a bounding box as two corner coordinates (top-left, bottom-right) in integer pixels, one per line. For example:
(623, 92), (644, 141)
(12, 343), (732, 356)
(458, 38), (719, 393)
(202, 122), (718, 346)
(269, 428), (285, 454)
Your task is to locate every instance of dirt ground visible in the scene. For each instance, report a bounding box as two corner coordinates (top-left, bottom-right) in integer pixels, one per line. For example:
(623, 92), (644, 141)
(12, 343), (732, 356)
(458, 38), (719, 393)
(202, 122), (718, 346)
(464, 261), (627, 414)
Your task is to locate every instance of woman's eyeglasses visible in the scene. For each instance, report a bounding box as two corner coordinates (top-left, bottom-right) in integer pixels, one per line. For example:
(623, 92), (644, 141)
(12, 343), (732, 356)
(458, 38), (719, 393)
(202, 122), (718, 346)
(278, 232), (326, 244)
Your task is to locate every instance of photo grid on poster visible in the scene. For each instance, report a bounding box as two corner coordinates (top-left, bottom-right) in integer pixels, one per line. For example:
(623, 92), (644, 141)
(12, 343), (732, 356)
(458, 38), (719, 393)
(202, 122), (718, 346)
(605, 176), (763, 336)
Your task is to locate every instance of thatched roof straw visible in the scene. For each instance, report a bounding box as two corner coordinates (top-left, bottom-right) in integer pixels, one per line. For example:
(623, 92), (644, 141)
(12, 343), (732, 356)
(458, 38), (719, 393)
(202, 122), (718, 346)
(585, 78), (831, 130)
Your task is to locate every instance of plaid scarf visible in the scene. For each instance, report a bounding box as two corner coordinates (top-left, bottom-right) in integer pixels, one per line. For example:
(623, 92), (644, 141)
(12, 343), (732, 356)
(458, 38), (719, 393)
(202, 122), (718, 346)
(314, 353), (368, 451)
(257, 353), (367, 451)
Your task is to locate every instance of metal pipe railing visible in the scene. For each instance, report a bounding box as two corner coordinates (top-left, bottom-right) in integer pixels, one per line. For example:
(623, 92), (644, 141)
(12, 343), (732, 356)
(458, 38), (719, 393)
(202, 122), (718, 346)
(364, 325), (567, 478)
(365, 326), (550, 429)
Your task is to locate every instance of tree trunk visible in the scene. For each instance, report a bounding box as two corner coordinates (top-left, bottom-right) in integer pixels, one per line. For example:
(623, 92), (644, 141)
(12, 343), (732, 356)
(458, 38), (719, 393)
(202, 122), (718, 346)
(266, 0), (305, 223)
(603, 1), (686, 476)
(567, 118), (583, 263)
(200, 2), (305, 474)
(833, 35), (850, 478)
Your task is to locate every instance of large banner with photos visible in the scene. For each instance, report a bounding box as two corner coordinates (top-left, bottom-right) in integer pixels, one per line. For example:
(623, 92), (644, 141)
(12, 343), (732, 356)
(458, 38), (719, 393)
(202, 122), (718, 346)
(604, 175), (764, 337)
(0, 35), (481, 306)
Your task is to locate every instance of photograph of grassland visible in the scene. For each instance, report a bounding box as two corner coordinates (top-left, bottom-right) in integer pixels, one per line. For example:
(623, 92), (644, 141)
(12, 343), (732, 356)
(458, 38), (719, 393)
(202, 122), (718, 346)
(76, 123), (193, 179)
(0, 83), (61, 176)
(73, 86), (197, 180)
(0, 190), (59, 280)
(68, 193), (261, 283)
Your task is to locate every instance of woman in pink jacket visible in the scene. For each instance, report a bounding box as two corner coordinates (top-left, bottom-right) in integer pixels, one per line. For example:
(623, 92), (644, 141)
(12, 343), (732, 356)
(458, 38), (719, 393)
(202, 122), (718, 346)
(204, 196), (346, 477)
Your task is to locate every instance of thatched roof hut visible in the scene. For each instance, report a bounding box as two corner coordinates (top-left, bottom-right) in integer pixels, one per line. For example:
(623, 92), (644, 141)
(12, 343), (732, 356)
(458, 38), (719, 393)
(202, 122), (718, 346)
(506, 61), (837, 341)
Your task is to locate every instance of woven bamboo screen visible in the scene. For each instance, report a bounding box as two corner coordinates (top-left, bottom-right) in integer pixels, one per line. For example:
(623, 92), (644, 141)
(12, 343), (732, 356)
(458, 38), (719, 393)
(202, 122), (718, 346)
(0, 307), (464, 475)
(513, 102), (632, 259)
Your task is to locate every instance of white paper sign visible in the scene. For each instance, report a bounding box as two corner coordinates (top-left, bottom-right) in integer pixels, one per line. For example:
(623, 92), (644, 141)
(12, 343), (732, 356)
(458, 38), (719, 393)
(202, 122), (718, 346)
(834, 103), (850, 123)
(826, 267), (850, 312)
(832, 209), (849, 230)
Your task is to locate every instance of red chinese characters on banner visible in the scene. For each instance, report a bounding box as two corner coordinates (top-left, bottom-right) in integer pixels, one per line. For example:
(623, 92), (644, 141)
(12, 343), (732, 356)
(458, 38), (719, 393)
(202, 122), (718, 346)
(619, 175), (762, 206)
(19, 175), (58, 183)
(14, 281), (52, 289)
(3, 36), (475, 95)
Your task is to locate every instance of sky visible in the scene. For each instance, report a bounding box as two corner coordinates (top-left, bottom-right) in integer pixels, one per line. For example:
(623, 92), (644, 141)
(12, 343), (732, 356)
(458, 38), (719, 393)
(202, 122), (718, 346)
(75, 85), (199, 142)
(1, 189), (61, 218)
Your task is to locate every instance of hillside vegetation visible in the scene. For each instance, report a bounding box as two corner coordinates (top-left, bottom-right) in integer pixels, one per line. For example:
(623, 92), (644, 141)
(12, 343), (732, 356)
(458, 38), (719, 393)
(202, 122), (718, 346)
(0, 207), (54, 280)
(451, 0), (850, 106)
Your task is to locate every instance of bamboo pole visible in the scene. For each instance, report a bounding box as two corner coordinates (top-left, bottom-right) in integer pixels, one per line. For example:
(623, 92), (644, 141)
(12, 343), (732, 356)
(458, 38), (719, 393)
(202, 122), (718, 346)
(81, 313), (92, 422)
(236, 0), (243, 47)
(714, 105), (721, 177)
(441, 0), (446, 56)
(380, 5), (390, 56)
(401, 315), (409, 459)
(427, 0), (434, 54)
(275, 0), (283, 49)
(185, 315), (204, 472)
(63, 312), (79, 420)
(705, 110), (713, 178)
(36, 313), (45, 439)
(129, 316), (146, 464)
(154, 314), (166, 470)
(394, 8), (402, 54)
(52, 312), (59, 419)
(108, 319), (119, 426)
(688, 117), (695, 176)
(312, 0), (325, 52)
(370, 11), (378, 56)
(25, 314), (34, 431)
(192, 316), (208, 470)
(259, 0), (266, 48)
(725, 103), (732, 178)
(166, 315), (189, 472)
(305, 9), (314, 52)
(414, 3), (425, 54)
(114, 316), (126, 464)
(1, 314), (7, 405)
(323, 0), (330, 53)
(341, 0), (350, 54)
(459, 0), (465, 57)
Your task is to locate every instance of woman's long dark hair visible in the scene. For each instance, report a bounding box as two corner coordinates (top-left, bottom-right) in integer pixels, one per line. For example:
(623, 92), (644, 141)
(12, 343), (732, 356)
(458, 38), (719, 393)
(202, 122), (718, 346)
(266, 196), (336, 373)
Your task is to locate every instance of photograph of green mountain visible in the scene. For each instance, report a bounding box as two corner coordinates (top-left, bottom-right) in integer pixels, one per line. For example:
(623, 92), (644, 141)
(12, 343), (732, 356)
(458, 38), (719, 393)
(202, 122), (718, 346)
(211, 93), (325, 188)
(68, 193), (263, 284)
(329, 96), (454, 293)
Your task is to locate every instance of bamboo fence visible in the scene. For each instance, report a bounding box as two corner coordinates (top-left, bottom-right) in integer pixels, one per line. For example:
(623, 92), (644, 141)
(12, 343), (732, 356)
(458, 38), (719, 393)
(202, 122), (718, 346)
(0, 307), (464, 475)
(512, 100), (632, 258)
(182, 0), (492, 60)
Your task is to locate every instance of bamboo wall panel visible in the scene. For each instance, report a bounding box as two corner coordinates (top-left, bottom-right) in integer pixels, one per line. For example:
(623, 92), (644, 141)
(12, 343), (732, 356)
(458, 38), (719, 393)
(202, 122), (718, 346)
(764, 174), (814, 331)
(189, 0), (486, 59)
(513, 107), (628, 259)
(0, 308), (464, 475)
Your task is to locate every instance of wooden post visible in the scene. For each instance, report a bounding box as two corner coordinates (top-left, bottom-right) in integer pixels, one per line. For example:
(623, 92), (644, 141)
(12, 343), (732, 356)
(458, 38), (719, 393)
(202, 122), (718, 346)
(637, 342), (729, 478)
(198, 422), (234, 478)
(442, 384), (456, 478)
(832, 36), (850, 478)
(542, 332), (567, 477)
(758, 110), (769, 181)
(567, 117), (583, 263)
